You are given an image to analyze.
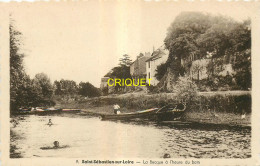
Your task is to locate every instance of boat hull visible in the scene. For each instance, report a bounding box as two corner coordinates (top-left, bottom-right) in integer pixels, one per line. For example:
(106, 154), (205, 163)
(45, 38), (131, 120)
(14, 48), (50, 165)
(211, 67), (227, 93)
(62, 109), (81, 113)
(100, 103), (186, 121)
(30, 109), (62, 115)
(14, 109), (81, 115)
(101, 108), (159, 120)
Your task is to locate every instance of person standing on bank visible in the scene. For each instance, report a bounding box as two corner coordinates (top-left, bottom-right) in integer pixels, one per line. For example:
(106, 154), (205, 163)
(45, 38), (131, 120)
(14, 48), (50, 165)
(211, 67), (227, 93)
(113, 104), (120, 114)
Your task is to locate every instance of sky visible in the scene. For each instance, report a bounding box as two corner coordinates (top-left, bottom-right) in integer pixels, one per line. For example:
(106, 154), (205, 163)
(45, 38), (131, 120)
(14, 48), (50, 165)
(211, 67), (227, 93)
(10, 2), (254, 87)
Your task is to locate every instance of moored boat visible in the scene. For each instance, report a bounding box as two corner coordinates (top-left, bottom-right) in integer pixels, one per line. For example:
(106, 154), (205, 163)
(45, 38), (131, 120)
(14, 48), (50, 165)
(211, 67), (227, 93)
(156, 103), (186, 121)
(101, 108), (159, 120)
(14, 107), (81, 115)
(31, 107), (62, 115)
(61, 109), (81, 113)
(100, 103), (186, 121)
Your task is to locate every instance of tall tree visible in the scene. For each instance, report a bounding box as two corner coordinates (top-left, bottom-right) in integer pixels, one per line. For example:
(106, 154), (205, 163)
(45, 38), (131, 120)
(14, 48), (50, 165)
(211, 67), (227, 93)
(231, 20), (251, 90)
(119, 54), (132, 67)
(164, 12), (213, 79)
(10, 18), (30, 112)
(105, 54), (132, 92)
(106, 54), (132, 79)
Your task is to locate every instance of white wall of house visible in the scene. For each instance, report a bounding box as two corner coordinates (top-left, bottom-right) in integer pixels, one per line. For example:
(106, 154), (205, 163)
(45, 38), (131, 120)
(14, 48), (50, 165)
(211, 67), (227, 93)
(100, 77), (110, 89)
(190, 59), (235, 80)
(146, 53), (168, 86)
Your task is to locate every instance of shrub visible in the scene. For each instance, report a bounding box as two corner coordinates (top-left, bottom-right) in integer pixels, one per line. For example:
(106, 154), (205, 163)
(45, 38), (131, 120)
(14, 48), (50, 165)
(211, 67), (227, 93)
(173, 75), (198, 102)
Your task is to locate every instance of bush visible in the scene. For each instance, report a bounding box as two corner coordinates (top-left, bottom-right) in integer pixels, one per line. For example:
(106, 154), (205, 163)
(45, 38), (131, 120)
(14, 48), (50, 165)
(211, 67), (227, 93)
(189, 94), (251, 114)
(173, 75), (198, 102)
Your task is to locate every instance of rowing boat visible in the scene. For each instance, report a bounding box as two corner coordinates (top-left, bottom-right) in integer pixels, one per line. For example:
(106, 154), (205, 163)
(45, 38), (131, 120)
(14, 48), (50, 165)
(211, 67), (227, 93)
(100, 108), (159, 120)
(100, 103), (186, 121)
(62, 109), (81, 113)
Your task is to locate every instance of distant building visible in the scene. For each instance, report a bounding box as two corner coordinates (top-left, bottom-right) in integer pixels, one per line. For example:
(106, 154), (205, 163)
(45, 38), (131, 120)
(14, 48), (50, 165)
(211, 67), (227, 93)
(146, 46), (169, 86)
(100, 77), (110, 95)
(130, 52), (151, 84)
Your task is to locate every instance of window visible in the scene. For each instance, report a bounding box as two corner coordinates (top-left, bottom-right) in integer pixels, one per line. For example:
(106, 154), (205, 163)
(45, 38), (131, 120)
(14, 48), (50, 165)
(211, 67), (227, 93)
(149, 72), (150, 79)
(148, 61), (150, 68)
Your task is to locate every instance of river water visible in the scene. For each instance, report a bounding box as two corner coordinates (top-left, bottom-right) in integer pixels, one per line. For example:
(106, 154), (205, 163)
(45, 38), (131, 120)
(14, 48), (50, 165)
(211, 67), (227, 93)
(10, 114), (251, 158)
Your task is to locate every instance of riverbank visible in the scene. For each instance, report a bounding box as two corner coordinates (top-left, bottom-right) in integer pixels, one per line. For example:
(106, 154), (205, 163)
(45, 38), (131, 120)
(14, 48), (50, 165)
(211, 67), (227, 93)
(78, 107), (250, 127)
(55, 91), (251, 127)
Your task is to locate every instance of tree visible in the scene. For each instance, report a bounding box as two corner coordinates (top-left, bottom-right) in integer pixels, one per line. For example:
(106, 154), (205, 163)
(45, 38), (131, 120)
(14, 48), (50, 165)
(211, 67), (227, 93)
(155, 62), (168, 81)
(54, 79), (78, 96)
(231, 20), (251, 90)
(119, 54), (132, 67)
(9, 18), (56, 111)
(10, 18), (30, 112)
(105, 54), (132, 92)
(33, 73), (54, 99)
(108, 66), (132, 79)
(162, 12), (251, 91)
(164, 13), (237, 74)
(233, 50), (251, 90)
(78, 82), (101, 97)
(173, 75), (198, 102)
(192, 63), (204, 81)
(164, 12), (213, 72)
(206, 58), (224, 79)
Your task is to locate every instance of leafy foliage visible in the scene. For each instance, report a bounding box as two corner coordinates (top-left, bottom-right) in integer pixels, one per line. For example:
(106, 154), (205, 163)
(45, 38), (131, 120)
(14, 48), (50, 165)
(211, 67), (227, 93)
(163, 12), (251, 91)
(107, 66), (132, 79)
(233, 50), (251, 90)
(106, 54), (132, 79)
(10, 20), (55, 111)
(10, 20), (56, 112)
(78, 82), (101, 97)
(104, 54), (132, 92)
(119, 54), (132, 67)
(155, 62), (168, 81)
(173, 75), (198, 102)
(33, 73), (54, 98)
(10, 19), (27, 111)
(54, 79), (78, 96)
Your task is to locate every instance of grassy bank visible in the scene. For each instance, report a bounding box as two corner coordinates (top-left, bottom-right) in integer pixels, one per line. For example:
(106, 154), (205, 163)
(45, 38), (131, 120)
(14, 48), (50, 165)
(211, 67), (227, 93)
(55, 91), (251, 126)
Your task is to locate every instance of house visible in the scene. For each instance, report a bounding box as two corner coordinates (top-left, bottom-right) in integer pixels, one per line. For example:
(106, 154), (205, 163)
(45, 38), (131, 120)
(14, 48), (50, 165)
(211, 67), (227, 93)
(146, 46), (169, 86)
(188, 53), (235, 81)
(130, 52), (151, 84)
(100, 77), (110, 95)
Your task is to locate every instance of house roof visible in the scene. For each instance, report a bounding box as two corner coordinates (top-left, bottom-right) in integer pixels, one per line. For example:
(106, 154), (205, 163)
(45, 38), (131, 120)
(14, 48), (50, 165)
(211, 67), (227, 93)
(146, 48), (169, 62)
(130, 53), (151, 66)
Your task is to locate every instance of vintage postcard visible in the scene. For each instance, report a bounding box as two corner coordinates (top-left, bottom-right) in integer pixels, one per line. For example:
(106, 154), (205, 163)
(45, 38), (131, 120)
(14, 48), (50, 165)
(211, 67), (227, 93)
(0, 1), (260, 166)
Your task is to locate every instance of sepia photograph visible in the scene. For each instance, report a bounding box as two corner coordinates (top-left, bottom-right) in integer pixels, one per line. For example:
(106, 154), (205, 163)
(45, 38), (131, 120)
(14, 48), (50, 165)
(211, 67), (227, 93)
(1, 1), (260, 166)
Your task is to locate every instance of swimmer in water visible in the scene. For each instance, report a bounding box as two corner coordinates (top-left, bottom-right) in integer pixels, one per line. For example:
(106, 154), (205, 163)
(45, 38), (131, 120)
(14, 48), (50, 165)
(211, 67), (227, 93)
(47, 119), (53, 126)
(53, 141), (59, 148)
(40, 141), (69, 150)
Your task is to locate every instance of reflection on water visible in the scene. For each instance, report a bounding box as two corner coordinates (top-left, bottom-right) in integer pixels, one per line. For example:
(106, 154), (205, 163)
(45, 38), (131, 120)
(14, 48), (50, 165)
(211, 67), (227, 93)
(10, 115), (251, 158)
